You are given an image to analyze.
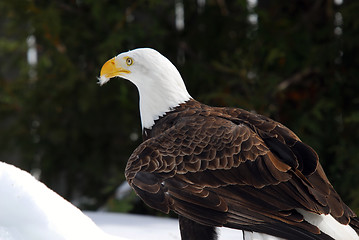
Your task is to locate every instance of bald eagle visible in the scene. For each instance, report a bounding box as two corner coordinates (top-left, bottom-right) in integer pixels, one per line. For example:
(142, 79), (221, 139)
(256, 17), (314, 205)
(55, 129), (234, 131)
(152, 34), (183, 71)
(99, 48), (359, 240)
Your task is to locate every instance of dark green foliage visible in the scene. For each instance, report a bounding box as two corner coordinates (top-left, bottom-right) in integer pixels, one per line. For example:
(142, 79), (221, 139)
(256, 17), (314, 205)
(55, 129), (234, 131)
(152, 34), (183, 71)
(0, 0), (358, 215)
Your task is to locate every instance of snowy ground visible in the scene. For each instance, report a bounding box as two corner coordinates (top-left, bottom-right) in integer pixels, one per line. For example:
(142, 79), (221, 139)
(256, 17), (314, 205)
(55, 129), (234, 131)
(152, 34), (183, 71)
(87, 211), (243, 240)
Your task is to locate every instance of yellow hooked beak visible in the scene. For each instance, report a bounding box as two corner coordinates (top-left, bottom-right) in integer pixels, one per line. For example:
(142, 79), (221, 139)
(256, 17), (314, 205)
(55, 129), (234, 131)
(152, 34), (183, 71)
(99, 57), (131, 84)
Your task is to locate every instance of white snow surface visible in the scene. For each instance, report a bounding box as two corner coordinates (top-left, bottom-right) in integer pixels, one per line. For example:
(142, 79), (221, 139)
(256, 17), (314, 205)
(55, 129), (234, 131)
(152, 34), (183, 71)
(86, 211), (243, 240)
(0, 161), (126, 240)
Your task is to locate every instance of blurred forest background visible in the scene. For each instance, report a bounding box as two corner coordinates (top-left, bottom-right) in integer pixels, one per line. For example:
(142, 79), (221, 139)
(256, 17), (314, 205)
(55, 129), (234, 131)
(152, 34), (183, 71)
(1, 0), (359, 216)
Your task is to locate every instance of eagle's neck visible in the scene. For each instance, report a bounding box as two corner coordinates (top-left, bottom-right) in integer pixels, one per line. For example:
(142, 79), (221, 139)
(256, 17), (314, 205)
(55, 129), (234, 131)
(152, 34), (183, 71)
(137, 79), (191, 130)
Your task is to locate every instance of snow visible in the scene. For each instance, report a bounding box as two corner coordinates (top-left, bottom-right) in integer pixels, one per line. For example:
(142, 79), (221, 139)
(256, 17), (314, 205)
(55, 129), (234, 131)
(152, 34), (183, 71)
(86, 211), (243, 240)
(86, 212), (180, 240)
(0, 161), (126, 240)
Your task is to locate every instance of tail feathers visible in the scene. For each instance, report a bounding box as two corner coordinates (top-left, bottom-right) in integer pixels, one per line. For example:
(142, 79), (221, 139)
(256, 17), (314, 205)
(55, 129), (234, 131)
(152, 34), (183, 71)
(225, 212), (334, 240)
(297, 209), (359, 240)
(349, 216), (359, 235)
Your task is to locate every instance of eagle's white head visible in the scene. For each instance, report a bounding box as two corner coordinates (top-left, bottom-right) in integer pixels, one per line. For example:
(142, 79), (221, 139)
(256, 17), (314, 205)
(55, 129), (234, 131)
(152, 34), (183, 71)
(99, 48), (192, 129)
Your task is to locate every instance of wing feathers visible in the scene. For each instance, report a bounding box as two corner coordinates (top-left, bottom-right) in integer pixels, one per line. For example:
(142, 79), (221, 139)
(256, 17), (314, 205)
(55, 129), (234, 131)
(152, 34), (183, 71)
(262, 136), (299, 169)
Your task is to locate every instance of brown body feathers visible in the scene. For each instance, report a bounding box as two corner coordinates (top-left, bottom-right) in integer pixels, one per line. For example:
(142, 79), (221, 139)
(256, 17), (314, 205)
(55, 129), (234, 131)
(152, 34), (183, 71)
(125, 99), (358, 240)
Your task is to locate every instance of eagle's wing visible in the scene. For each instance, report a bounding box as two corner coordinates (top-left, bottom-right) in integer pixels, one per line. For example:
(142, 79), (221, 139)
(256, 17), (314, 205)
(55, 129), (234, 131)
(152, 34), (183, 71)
(125, 113), (357, 239)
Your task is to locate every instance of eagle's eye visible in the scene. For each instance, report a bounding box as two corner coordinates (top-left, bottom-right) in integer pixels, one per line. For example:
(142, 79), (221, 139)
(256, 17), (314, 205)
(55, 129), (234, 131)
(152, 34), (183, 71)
(126, 57), (133, 66)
